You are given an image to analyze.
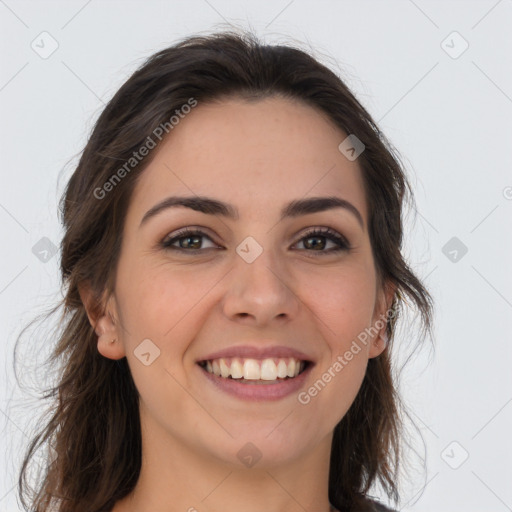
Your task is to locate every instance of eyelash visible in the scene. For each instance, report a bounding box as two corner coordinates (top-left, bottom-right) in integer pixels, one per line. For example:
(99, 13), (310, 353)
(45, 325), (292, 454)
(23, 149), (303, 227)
(160, 227), (351, 254)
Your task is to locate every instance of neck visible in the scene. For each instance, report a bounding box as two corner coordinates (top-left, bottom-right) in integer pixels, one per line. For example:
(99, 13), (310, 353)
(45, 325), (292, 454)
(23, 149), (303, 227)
(112, 409), (334, 512)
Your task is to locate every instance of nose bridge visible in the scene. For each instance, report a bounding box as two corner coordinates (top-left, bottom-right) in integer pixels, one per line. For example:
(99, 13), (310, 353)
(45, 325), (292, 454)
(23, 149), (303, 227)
(222, 238), (299, 323)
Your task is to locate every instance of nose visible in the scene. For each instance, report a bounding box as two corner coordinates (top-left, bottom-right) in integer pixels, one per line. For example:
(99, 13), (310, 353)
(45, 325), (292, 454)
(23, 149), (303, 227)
(221, 248), (300, 327)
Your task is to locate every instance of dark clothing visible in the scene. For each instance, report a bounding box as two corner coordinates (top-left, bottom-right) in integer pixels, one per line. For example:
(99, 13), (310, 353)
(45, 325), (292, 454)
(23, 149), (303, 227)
(368, 499), (395, 512)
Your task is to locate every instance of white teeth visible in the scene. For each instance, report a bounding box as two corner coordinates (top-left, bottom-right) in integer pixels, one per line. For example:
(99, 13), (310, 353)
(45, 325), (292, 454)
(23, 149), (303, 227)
(243, 359), (260, 380)
(277, 360), (288, 378)
(230, 358), (243, 379)
(286, 359), (296, 378)
(260, 359), (277, 380)
(220, 359), (230, 378)
(202, 357), (306, 380)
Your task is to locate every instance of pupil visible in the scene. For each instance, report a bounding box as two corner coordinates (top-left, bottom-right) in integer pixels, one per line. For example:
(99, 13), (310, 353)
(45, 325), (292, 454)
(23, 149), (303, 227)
(181, 236), (201, 249)
(305, 236), (324, 250)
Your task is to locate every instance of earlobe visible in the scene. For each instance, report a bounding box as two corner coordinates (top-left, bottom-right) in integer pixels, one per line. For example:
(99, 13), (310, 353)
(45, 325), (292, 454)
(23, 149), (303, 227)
(78, 281), (126, 360)
(95, 312), (126, 360)
(369, 331), (388, 359)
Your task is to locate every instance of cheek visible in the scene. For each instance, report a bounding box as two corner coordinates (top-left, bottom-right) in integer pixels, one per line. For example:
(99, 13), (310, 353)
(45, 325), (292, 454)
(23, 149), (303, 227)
(115, 257), (217, 352)
(114, 260), (211, 414)
(295, 260), (377, 350)
(117, 264), (194, 337)
(296, 260), (377, 421)
(297, 268), (373, 422)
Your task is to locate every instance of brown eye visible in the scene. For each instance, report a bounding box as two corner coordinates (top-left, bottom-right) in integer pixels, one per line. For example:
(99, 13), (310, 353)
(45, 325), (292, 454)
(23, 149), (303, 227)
(294, 228), (350, 253)
(162, 229), (218, 251)
(302, 235), (329, 250)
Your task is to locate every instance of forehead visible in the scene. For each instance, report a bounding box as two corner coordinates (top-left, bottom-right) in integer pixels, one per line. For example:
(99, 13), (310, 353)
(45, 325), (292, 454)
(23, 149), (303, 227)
(128, 96), (367, 224)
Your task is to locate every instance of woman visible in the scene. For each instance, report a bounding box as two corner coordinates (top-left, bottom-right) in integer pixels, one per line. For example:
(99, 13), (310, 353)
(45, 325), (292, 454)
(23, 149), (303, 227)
(18, 31), (433, 512)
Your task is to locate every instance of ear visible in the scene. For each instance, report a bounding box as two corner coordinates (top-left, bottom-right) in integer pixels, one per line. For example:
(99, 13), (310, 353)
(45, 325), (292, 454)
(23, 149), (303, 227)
(78, 281), (126, 360)
(368, 280), (396, 359)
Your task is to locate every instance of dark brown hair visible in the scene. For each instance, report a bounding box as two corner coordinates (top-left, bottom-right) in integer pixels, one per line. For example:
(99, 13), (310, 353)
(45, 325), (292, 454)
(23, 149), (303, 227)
(17, 31), (433, 512)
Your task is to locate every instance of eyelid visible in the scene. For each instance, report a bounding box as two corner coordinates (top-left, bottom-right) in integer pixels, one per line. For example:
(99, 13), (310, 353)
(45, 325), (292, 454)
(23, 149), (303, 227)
(161, 226), (221, 249)
(292, 226), (351, 251)
(296, 226), (349, 242)
(161, 225), (351, 253)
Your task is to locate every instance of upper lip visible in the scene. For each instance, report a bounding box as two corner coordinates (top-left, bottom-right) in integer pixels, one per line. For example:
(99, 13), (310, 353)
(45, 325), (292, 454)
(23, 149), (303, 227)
(197, 344), (315, 363)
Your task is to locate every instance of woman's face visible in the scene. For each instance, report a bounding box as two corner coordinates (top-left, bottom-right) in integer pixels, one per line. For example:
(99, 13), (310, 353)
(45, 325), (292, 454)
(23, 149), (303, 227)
(100, 96), (390, 469)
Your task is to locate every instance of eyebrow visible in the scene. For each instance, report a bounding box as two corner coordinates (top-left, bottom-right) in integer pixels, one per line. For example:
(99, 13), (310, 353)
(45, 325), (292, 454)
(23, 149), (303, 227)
(139, 195), (364, 229)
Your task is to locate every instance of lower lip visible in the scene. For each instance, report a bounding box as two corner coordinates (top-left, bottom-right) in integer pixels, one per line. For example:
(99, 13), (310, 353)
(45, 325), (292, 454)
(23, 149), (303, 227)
(198, 364), (313, 402)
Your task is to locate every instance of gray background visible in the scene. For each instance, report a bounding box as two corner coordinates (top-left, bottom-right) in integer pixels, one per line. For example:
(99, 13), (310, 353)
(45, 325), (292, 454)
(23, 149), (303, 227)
(1, 1), (511, 510)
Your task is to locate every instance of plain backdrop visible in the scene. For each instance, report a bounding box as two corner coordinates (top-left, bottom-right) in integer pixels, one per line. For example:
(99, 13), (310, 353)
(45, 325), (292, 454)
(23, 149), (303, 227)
(1, 1), (511, 511)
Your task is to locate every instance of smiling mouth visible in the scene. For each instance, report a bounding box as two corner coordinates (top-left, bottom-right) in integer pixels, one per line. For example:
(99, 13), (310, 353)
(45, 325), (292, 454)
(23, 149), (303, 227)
(198, 357), (310, 383)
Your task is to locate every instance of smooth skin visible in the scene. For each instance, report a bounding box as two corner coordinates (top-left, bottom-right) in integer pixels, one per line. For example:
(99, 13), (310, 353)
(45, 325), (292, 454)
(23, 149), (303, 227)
(81, 97), (393, 512)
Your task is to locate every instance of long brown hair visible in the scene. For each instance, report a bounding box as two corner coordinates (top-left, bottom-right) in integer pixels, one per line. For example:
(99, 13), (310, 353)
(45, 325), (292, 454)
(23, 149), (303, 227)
(17, 31), (433, 512)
